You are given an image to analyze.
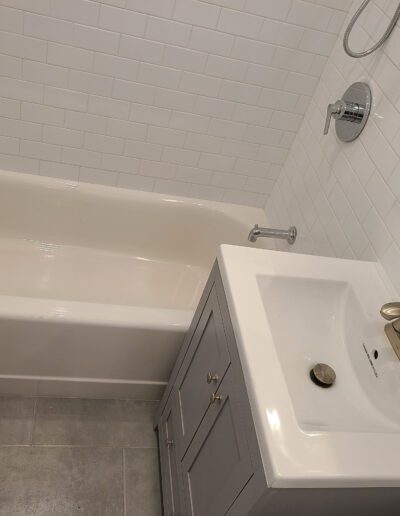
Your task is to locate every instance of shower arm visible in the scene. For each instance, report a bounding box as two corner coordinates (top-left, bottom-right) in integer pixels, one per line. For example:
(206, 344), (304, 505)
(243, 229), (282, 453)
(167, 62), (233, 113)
(343, 0), (400, 58)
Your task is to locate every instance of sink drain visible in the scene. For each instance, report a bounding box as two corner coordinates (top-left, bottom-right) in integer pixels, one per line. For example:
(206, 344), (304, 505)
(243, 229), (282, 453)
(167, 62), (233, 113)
(310, 363), (336, 388)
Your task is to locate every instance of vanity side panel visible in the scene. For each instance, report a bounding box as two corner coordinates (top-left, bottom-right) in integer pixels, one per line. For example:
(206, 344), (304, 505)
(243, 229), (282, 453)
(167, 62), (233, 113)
(214, 267), (264, 473)
(155, 262), (218, 424)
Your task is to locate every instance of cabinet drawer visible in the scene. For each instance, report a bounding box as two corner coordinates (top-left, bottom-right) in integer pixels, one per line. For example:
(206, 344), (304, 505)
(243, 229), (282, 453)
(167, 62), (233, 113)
(159, 391), (185, 516)
(180, 365), (253, 516)
(175, 285), (231, 458)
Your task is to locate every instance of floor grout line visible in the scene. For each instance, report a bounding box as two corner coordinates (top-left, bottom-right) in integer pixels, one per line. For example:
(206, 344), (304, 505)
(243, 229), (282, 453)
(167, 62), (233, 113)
(123, 448), (127, 516)
(29, 398), (38, 446)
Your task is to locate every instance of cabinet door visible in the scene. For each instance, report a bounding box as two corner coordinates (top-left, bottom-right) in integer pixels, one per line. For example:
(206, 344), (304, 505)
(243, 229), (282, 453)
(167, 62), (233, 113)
(159, 391), (185, 516)
(175, 285), (231, 458)
(181, 366), (253, 516)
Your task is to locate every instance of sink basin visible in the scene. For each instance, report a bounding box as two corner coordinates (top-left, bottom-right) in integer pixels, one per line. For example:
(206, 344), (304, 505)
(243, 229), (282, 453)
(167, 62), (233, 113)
(217, 245), (400, 488)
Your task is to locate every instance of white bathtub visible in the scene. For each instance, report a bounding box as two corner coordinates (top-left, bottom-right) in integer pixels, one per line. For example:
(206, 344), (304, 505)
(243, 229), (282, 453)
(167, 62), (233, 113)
(0, 170), (269, 399)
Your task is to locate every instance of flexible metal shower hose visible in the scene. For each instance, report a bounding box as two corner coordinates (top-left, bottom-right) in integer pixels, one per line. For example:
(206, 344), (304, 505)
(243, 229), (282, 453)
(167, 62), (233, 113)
(343, 0), (400, 58)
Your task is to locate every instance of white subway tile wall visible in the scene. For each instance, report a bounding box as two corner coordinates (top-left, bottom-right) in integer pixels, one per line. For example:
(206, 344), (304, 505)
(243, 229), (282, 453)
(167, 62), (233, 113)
(0, 0), (350, 206)
(266, 0), (400, 293)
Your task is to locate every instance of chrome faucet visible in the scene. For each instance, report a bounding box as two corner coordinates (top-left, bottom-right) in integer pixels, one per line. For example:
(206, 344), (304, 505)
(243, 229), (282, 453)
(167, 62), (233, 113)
(381, 302), (400, 360)
(248, 224), (297, 245)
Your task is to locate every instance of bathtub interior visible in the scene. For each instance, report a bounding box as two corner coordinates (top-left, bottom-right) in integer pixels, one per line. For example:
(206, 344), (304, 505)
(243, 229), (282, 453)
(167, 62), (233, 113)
(0, 170), (270, 309)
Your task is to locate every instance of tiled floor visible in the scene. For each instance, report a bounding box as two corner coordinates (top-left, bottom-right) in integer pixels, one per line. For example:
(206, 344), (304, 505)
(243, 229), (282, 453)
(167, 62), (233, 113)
(0, 396), (162, 515)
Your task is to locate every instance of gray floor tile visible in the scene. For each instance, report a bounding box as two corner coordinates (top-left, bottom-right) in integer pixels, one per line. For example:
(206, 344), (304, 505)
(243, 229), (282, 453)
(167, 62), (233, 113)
(0, 396), (35, 445)
(125, 448), (162, 516)
(0, 446), (124, 515)
(33, 397), (159, 448)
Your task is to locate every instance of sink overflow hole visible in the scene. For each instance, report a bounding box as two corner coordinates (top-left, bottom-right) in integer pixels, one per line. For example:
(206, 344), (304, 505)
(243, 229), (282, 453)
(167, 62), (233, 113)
(373, 349), (379, 360)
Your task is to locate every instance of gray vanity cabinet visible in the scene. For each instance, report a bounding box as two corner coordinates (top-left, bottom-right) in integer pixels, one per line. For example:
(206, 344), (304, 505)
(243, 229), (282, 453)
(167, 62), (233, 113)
(180, 364), (254, 515)
(173, 284), (231, 459)
(158, 390), (185, 516)
(156, 262), (261, 516)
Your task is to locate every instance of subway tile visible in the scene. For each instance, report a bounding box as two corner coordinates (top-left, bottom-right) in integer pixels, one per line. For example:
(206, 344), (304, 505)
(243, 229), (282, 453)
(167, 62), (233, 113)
(137, 62), (181, 89)
(129, 102), (171, 127)
(0, 117), (42, 141)
(125, 140), (163, 160)
(88, 95), (130, 120)
(22, 102), (64, 126)
(65, 111), (107, 134)
(147, 126), (186, 148)
(163, 45), (208, 73)
(244, 0), (292, 20)
(139, 160), (176, 182)
(0, 54), (22, 79)
(61, 146), (102, 168)
(217, 8), (263, 38)
(162, 146), (200, 166)
(0, 135), (19, 155)
(69, 70), (114, 97)
(179, 71), (221, 97)
(125, 0), (175, 18)
(154, 87), (196, 112)
(24, 12), (74, 44)
(204, 55), (247, 82)
(245, 63), (287, 89)
(146, 16), (192, 46)
(173, 0), (220, 29)
(175, 164), (213, 184)
(0, 97), (21, 119)
(73, 24), (120, 54)
(189, 26), (234, 56)
(0, 77), (43, 103)
(20, 140), (61, 161)
(230, 37), (275, 66)
(40, 160), (79, 180)
(195, 95), (235, 119)
(220, 79), (261, 105)
(198, 151), (235, 171)
(22, 61), (69, 88)
(0, 31), (47, 61)
(286, 1), (333, 32)
(50, 0), (100, 25)
(42, 125), (84, 147)
(44, 86), (88, 112)
(102, 154), (141, 174)
(0, 152), (39, 173)
(99, 5), (146, 37)
(107, 118), (147, 141)
(119, 35), (164, 64)
(93, 53), (139, 82)
(170, 111), (210, 133)
(84, 133), (124, 155)
(112, 79), (156, 104)
(47, 42), (94, 71)
(0, 5), (23, 33)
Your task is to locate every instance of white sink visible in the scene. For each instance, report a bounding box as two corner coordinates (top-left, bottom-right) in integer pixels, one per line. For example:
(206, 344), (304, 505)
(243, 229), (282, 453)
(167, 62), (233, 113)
(217, 244), (400, 488)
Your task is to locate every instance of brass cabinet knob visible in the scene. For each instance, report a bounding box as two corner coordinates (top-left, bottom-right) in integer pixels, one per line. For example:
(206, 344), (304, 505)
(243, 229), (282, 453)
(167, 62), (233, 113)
(206, 372), (219, 384)
(210, 393), (222, 404)
(165, 439), (174, 448)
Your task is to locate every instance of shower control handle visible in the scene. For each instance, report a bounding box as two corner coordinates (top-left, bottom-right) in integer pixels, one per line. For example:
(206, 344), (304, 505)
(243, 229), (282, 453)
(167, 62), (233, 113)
(323, 83), (371, 142)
